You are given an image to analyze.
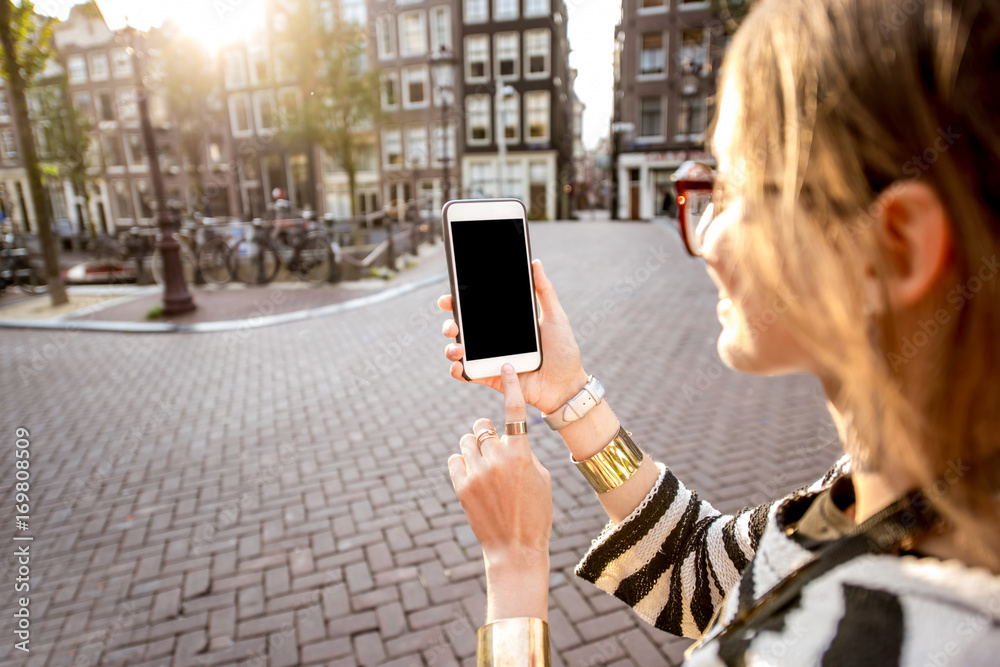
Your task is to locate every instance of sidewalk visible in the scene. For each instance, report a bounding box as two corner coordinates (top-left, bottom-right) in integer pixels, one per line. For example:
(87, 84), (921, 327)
(0, 241), (447, 332)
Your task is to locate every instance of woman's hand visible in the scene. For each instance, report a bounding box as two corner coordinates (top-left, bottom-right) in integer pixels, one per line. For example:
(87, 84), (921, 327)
(448, 363), (551, 621)
(438, 258), (589, 415)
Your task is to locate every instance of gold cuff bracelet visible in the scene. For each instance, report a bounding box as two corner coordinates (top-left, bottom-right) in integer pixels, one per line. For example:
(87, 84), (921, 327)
(572, 425), (643, 494)
(476, 617), (550, 667)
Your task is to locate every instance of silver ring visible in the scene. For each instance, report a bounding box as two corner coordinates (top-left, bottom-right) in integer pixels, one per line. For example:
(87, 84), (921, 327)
(476, 429), (499, 447)
(505, 421), (527, 436)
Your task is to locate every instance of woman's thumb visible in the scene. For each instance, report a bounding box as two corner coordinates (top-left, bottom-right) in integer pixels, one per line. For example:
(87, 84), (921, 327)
(533, 259), (567, 322)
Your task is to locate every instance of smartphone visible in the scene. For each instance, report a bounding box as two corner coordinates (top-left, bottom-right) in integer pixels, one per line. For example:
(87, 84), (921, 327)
(442, 198), (543, 380)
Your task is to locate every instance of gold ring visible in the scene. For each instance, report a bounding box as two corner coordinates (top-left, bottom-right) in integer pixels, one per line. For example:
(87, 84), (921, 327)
(476, 429), (499, 447)
(505, 421), (527, 436)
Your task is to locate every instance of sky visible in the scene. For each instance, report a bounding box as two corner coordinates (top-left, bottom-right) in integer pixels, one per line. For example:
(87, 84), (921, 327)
(44, 0), (617, 150)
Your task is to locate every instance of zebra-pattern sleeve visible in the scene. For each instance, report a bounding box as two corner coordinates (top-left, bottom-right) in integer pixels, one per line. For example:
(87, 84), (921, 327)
(574, 455), (851, 639)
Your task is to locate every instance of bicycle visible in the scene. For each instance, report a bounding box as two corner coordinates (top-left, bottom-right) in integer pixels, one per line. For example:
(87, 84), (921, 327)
(0, 233), (46, 295)
(150, 220), (234, 287)
(230, 218), (334, 285)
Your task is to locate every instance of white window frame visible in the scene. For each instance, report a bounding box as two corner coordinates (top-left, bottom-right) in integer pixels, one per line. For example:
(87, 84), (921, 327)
(638, 31), (666, 79)
(464, 0), (488, 24)
(247, 47), (270, 85)
(499, 92), (519, 144)
(524, 29), (550, 80)
(638, 0), (667, 15)
(341, 0), (367, 25)
(224, 50), (248, 89)
(494, 0), (518, 21)
(273, 44), (296, 84)
(675, 94), (708, 141)
(465, 94), (491, 146)
(102, 134), (124, 169)
(398, 10), (428, 58)
(381, 126), (403, 170)
(525, 91), (550, 144)
(376, 15), (396, 60)
(124, 133), (148, 170)
(430, 6), (452, 53)
(110, 48), (132, 79)
(229, 93), (253, 137)
(115, 87), (138, 124)
(525, 0), (550, 17)
(88, 52), (109, 82)
(464, 35), (490, 83)
(401, 65), (430, 109)
(405, 123), (429, 169)
(1, 128), (16, 160)
(431, 120), (456, 165)
(494, 32), (520, 82)
(253, 90), (277, 134)
(638, 95), (664, 141)
(67, 55), (87, 84)
(0, 91), (9, 122)
(380, 71), (400, 110)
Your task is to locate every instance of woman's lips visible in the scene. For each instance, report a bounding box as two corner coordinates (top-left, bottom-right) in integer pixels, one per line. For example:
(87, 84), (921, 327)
(717, 297), (733, 317)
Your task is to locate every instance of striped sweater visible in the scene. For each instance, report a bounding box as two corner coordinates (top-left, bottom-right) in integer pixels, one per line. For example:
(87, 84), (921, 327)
(575, 455), (1000, 665)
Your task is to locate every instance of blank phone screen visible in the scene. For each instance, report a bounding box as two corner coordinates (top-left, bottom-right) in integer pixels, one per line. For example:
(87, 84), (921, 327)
(451, 218), (537, 361)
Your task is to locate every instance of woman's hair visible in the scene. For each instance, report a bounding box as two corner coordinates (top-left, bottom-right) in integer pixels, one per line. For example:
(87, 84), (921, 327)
(714, 0), (1000, 562)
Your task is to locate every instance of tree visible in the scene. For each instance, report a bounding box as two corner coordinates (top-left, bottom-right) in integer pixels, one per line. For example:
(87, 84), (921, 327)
(278, 7), (381, 245)
(33, 72), (96, 238)
(0, 0), (67, 304)
(158, 28), (220, 215)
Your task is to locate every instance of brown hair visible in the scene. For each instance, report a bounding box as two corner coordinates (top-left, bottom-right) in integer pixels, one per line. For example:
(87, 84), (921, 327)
(713, 0), (1000, 563)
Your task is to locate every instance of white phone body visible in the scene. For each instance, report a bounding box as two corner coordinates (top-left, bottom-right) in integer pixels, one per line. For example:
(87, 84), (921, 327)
(442, 198), (543, 380)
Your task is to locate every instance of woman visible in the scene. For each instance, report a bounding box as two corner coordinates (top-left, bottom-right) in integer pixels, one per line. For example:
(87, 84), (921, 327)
(438, 0), (1000, 664)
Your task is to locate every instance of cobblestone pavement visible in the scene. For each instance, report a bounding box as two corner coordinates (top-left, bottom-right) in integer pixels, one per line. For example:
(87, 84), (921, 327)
(0, 220), (839, 667)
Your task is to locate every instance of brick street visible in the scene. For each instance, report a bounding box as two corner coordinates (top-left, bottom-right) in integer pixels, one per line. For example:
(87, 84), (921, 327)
(0, 220), (839, 666)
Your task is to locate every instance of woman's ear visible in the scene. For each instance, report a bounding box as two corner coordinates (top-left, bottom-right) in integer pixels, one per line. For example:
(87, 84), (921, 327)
(866, 181), (954, 311)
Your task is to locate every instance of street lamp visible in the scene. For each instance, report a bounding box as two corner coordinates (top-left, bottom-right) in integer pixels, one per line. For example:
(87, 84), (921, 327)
(97, 2), (195, 315)
(431, 46), (456, 216)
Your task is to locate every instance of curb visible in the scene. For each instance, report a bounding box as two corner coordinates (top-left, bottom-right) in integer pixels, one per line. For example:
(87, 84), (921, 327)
(0, 273), (448, 334)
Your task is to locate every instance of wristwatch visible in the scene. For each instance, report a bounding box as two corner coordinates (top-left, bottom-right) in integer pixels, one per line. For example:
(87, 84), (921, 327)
(541, 375), (605, 430)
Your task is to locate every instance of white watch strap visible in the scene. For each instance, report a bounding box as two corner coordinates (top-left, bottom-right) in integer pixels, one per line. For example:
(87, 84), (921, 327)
(542, 376), (605, 430)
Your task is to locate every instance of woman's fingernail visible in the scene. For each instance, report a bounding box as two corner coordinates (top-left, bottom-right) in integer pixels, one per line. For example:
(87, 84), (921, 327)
(502, 363), (513, 374)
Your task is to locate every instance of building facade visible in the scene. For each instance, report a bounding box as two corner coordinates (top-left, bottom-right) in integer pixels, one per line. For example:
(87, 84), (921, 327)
(612, 0), (736, 220)
(458, 0), (575, 221)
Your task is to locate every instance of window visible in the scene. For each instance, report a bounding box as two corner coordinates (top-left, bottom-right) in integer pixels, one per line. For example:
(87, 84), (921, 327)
(402, 65), (429, 108)
(89, 52), (109, 81)
(67, 55), (87, 83)
(318, 0), (335, 31)
(465, 35), (489, 82)
(494, 0), (517, 20)
(500, 92), (519, 143)
(432, 121), (455, 164)
(111, 180), (133, 219)
(382, 126), (403, 168)
(641, 0), (665, 8)
(525, 91), (549, 142)
(95, 90), (114, 122)
(116, 88), (138, 123)
(398, 11), (427, 57)
(525, 0), (549, 16)
(640, 33), (664, 75)
(376, 15), (396, 59)
(229, 93), (252, 136)
(102, 135), (123, 167)
(525, 29), (550, 78)
(111, 48), (132, 79)
(680, 28), (708, 75)
(677, 95), (707, 137)
(341, 0), (366, 25)
(466, 94), (491, 144)
(430, 6), (451, 52)
(224, 51), (247, 89)
(208, 132), (226, 164)
(381, 71), (399, 110)
(1, 129), (16, 160)
(273, 44), (295, 84)
(405, 124), (428, 168)
(356, 142), (377, 172)
(0, 92), (9, 120)
(248, 48), (270, 84)
(253, 91), (276, 133)
(639, 96), (662, 137)
(494, 32), (519, 80)
(133, 179), (154, 219)
(125, 133), (147, 168)
(464, 0), (488, 23)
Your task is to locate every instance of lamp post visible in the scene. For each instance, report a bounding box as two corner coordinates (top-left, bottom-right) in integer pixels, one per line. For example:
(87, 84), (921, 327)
(495, 83), (515, 199)
(431, 46), (456, 223)
(98, 3), (195, 315)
